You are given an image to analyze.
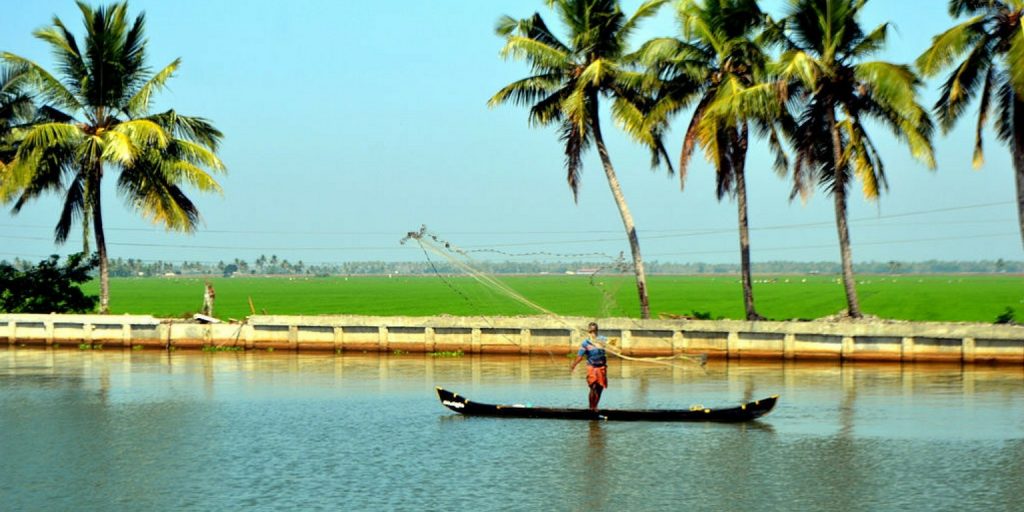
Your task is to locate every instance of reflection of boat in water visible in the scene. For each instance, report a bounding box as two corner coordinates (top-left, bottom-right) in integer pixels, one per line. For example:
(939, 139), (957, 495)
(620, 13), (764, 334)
(436, 387), (778, 422)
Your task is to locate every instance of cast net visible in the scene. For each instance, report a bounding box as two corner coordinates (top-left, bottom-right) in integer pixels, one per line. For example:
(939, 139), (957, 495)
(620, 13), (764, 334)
(400, 225), (707, 370)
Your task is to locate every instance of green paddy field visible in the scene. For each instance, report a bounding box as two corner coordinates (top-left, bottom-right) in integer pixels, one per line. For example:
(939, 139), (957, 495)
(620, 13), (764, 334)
(84, 274), (1023, 323)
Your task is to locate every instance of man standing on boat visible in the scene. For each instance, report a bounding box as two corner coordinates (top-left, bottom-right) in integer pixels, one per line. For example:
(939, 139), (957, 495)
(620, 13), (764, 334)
(202, 280), (216, 317)
(570, 322), (608, 411)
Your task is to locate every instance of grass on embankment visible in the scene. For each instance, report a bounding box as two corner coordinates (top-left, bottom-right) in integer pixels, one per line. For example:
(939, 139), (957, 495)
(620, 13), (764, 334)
(80, 274), (1024, 323)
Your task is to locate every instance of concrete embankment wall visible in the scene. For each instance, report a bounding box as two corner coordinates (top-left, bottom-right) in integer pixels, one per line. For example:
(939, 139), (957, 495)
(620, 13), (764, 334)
(2, 313), (1023, 364)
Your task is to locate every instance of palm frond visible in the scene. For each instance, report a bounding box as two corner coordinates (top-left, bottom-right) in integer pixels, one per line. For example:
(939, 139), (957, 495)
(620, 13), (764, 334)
(125, 59), (180, 118)
(54, 173), (86, 243)
(933, 38), (992, 131)
(611, 95), (653, 146)
(4, 144), (77, 209)
(773, 50), (820, 89)
(100, 129), (138, 165)
(562, 88), (590, 139)
(496, 13), (569, 53)
(708, 78), (785, 125)
(755, 120), (791, 178)
(488, 74), (562, 109)
(0, 69), (36, 137)
(848, 22), (889, 58)
(677, 94), (714, 191)
(628, 37), (689, 67)
(0, 53), (82, 113)
(854, 61), (920, 115)
(112, 118), (169, 148)
(36, 106), (75, 123)
(973, 65), (995, 168)
(161, 159), (223, 193)
(147, 110), (223, 151)
(841, 117), (881, 198)
(75, 134), (103, 165)
(0, 152), (35, 203)
(525, 88), (569, 127)
(499, 36), (571, 72)
(915, 16), (987, 77)
(696, 106), (726, 179)
(560, 119), (585, 202)
(117, 160), (201, 232)
(949, 0), (1010, 17)
(619, 0), (670, 45)
(578, 58), (617, 87)
(1007, 22), (1024, 99)
(856, 92), (936, 170)
(17, 122), (83, 155)
(164, 138), (226, 172)
(993, 74), (1014, 143)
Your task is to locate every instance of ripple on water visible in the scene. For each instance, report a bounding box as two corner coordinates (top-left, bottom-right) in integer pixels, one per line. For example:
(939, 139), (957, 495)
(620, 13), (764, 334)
(0, 350), (1022, 511)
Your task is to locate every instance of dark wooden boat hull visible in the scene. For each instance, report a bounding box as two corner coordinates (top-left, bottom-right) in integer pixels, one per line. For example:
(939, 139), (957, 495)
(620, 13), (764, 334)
(436, 387), (777, 422)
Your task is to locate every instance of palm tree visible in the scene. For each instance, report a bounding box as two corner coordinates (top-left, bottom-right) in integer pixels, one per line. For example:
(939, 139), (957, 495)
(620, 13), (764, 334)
(916, 0), (1024, 250)
(489, 0), (669, 319)
(630, 0), (789, 320)
(0, 2), (225, 313)
(772, 0), (935, 318)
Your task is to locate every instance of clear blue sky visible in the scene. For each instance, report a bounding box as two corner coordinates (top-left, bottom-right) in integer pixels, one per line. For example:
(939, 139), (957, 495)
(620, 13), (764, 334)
(1, 0), (1020, 266)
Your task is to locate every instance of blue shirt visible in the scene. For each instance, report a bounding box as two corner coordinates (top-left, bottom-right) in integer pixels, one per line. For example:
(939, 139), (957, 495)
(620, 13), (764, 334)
(578, 337), (607, 367)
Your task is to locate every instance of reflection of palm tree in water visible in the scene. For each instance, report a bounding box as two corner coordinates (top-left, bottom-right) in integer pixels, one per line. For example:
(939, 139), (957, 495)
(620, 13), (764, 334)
(839, 364), (856, 439)
(98, 365), (110, 405)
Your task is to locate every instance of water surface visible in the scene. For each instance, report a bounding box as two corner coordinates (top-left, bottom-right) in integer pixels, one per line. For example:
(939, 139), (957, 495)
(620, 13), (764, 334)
(1, 348), (1022, 511)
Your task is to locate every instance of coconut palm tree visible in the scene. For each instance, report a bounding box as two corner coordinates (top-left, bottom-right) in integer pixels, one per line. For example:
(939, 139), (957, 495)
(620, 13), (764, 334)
(771, 0), (935, 318)
(0, 2), (225, 313)
(629, 0), (789, 320)
(916, 0), (1024, 250)
(489, 0), (669, 319)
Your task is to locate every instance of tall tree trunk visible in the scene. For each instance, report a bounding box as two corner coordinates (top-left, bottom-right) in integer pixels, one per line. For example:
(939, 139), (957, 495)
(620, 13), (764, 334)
(90, 165), (109, 314)
(1014, 94), (1024, 251)
(591, 114), (651, 319)
(81, 205), (91, 255)
(828, 109), (862, 318)
(733, 125), (761, 321)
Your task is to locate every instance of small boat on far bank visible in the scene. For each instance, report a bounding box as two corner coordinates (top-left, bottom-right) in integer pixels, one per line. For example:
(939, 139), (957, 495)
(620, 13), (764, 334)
(436, 387), (778, 422)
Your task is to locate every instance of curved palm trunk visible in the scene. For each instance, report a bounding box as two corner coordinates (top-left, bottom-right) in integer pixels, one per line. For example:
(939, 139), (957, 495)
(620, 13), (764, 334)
(733, 126), (761, 321)
(90, 164), (109, 314)
(1014, 94), (1024, 251)
(591, 115), (651, 319)
(828, 109), (862, 318)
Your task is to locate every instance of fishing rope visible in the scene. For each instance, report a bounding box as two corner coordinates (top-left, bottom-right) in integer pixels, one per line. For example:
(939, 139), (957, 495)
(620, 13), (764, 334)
(400, 226), (708, 371)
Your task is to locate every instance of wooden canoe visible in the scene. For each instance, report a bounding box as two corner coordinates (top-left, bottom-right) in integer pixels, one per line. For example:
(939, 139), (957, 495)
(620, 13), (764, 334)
(436, 387), (777, 422)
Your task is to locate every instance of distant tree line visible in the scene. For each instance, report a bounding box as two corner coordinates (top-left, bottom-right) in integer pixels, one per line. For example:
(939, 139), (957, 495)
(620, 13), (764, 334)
(2, 256), (1018, 277)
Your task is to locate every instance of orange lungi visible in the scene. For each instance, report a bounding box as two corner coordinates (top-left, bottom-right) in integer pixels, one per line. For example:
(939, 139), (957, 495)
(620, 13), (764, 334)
(587, 365), (608, 389)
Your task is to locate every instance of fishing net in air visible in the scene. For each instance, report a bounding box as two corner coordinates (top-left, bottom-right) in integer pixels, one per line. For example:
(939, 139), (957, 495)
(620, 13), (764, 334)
(400, 225), (707, 370)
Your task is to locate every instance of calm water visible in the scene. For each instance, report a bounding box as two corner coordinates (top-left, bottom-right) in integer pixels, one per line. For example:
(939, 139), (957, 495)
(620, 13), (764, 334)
(1, 348), (1022, 511)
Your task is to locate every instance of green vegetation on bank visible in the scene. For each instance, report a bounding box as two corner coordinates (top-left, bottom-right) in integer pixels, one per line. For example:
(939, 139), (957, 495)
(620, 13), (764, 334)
(1, 253), (97, 313)
(81, 274), (1023, 324)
